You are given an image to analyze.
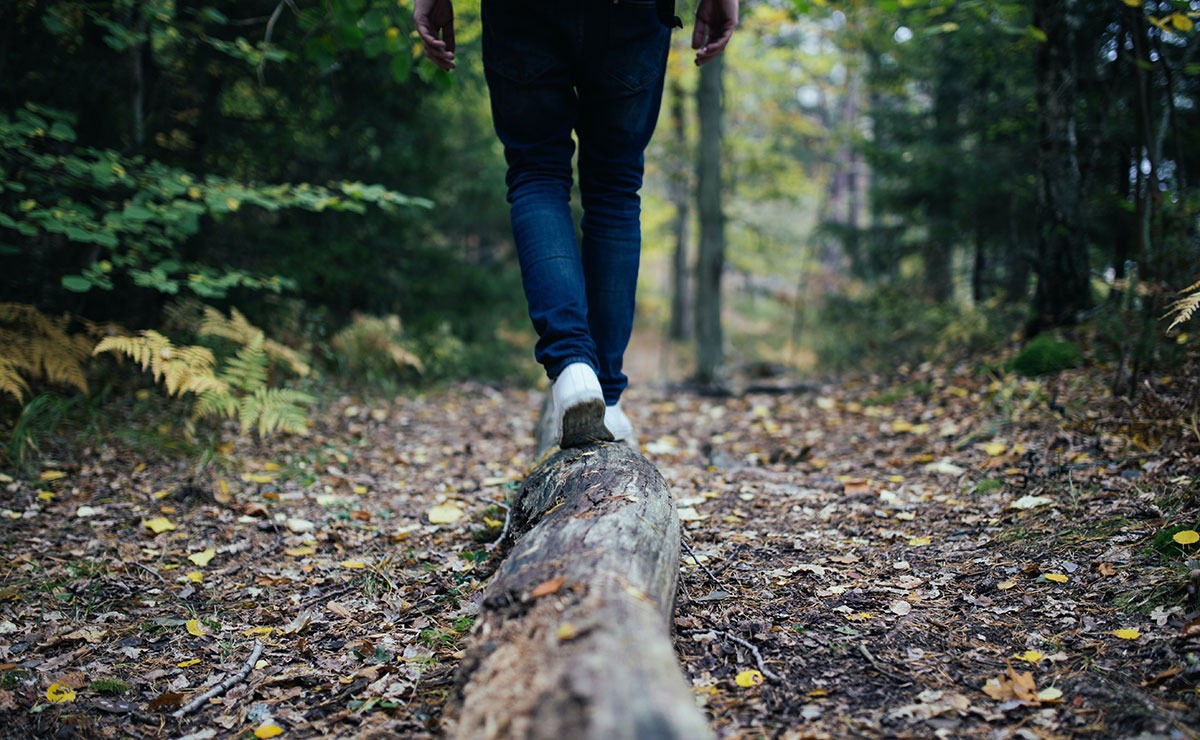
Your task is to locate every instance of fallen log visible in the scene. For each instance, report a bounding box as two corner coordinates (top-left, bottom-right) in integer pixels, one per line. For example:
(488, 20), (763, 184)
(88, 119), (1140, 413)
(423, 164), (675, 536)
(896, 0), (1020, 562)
(453, 440), (711, 740)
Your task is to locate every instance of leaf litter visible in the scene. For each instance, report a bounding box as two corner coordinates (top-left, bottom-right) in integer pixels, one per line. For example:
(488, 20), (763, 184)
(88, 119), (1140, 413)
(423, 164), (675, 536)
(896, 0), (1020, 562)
(0, 360), (1196, 739)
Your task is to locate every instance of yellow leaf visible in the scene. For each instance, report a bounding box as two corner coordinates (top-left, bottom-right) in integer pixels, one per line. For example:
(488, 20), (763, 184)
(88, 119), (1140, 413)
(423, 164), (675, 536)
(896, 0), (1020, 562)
(46, 683), (76, 703)
(1016, 650), (1044, 663)
(284, 546), (316, 557)
(244, 626), (273, 637)
(340, 560), (366, 569)
(735, 669), (764, 687)
(1037, 687), (1063, 702)
(187, 548), (216, 567)
(177, 658), (201, 668)
(483, 517), (503, 528)
(1173, 530), (1199, 545)
(187, 187), (201, 199)
(186, 619), (206, 637)
(985, 442), (1007, 456)
(186, 571), (203, 583)
(891, 419), (914, 433)
(144, 516), (176, 534)
(888, 475), (905, 483)
(133, 463), (146, 473)
(264, 462), (281, 471)
(254, 726), (284, 739)
(1112, 628), (1140, 640)
(908, 537), (931, 546)
(225, 197), (240, 212)
(40, 470), (67, 481)
(352, 485), (368, 494)
(1122, 0), (1140, 6)
(1043, 573), (1068, 583)
(242, 473), (274, 484)
(37, 491), (53, 501)
(428, 502), (464, 524)
(998, 580), (1016, 590)
(1172, 13), (1193, 31)
(556, 622), (578, 641)
(153, 488), (171, 499)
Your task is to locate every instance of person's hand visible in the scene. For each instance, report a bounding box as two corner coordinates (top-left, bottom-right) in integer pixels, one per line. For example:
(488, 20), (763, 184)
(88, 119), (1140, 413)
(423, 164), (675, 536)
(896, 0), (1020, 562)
(414, 0), (455, 71)
(693, 0), (738, 66)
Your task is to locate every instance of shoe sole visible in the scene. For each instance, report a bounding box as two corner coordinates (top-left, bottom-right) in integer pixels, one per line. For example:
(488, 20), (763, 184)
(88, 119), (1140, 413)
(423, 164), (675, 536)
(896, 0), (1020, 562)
(560, 399), (613, 448)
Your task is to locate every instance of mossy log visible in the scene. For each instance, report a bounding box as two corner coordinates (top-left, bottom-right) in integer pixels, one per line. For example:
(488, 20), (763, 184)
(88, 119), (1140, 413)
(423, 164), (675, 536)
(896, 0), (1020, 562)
(452, 439), (711, 740)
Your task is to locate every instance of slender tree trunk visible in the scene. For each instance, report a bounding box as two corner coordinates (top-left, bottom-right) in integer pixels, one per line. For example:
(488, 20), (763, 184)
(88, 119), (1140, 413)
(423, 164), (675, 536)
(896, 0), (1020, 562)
(668, 77), (691, 341)
(694, 55), (725, 386)
(925, 46), (960, 303)
(1128, 6), (1158, 278)
(1030, 0), (1090, 331)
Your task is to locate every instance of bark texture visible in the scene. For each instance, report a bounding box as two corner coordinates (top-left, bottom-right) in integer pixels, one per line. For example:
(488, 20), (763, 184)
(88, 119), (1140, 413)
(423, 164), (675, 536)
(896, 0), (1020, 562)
(453, 441), (711, 740)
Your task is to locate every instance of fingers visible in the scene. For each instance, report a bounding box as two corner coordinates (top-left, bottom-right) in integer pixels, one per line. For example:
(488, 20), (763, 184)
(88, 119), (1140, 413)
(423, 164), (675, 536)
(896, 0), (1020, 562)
(415, 18), (455, 70)
(692, 18), (708, 50)
(694, 23), (733, 65)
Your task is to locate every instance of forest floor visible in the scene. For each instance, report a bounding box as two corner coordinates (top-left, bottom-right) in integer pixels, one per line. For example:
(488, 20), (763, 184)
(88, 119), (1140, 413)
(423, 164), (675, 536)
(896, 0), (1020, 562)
(1, 355), (1198, 740)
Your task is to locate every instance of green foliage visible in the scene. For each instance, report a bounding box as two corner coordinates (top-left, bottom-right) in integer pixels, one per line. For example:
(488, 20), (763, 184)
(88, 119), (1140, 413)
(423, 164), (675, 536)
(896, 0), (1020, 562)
(0, 104), (430, 300)
(3, 393), (74, 475)
(1011, 335), (1083, 377)
(1152, 523), (1200, 559)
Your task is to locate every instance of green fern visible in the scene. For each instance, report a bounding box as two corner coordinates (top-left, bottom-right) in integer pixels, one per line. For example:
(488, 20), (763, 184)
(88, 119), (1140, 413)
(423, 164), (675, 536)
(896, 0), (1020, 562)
(1165, 278), (1200, 332)
(199, 306), (311, 377)
(218, 333), (269, 392)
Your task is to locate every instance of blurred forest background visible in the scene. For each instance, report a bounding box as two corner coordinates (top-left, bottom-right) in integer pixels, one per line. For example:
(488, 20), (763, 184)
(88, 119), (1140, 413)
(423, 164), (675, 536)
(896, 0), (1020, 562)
(2, 0), (1199, 465)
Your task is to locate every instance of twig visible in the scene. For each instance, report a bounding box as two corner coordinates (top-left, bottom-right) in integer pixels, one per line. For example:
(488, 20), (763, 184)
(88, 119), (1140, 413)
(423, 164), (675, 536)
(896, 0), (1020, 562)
(486, 498), (513, 553)
(680, 534), (724, 588)
(858, 644), (911, 685)
(300, 583), (355, 609)
(172, 641), (264, 719)
(256, 0), (288, 84)
(681, 628), (780, 682)
(127, 561), (167, 583)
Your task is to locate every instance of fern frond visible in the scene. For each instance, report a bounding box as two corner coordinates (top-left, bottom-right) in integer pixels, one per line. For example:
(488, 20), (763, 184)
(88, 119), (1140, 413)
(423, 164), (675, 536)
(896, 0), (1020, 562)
(95, 331), (226, 398)
(219, 333), (269, 392)
(1165, 279), (1200, 332)
(239, 387), (313, 436)
(199, 306), (310, 377)
(193, 387), (239, 422)
(0, 303), (93, 396)
(0, 358), (31, 402)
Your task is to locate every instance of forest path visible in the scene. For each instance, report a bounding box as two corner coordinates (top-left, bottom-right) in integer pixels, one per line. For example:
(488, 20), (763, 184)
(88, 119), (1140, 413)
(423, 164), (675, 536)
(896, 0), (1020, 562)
(0, 362), (1197, 739)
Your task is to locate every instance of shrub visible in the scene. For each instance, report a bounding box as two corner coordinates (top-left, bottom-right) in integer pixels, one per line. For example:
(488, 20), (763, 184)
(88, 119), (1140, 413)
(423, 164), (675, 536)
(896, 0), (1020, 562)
(1010, 334), (1083, 377)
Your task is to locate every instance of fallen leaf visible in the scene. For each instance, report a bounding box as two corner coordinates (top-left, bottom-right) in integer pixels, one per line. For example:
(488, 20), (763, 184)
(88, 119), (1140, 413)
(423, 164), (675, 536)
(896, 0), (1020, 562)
(1036, 687), (1063, 702)
(1010, 495), (1055, 510)
(735, 669), (764, 687)
(985, 442), (1007, 456)
(1043, 573), (1068, 583)
(177, 659), (201, 668)
(45, 683), (75, 703)
(556, 622), (578, 641)
(242, 473), (274, 484)
(1173, 530), (1199, 545)
(340, 561), (366, 569)
(187, 548), (216, 567)
(908, 537), (930, 546)
(284, 546), (316, 557)
(1112, 628), (1140, 640)
(144, 516), (176, 534)
(244, 626), (273, 637)
(75, 506), (97, 518)
(186, 571), (203, 583)
(186, 619), (206, 637)
(147, 691), (186, 711)
(428, 502), (464, 524)
(286, 518), (315, 533)
(530, 576), (566, 598)
(1097, 563), (1117, 576)
(40, 470), (67, 481)
(677, 506), (707, 521)
(890, 600), (912, 616)
(1016, 650), (1044, 663)
(327, 602), (352, 619)
(843, 479), (871, 495)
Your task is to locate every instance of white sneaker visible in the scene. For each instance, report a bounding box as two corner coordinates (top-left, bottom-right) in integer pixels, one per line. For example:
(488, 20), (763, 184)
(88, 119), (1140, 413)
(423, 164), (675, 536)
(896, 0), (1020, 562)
(604, 402), (636, 446)
(552, 363), (612, 448)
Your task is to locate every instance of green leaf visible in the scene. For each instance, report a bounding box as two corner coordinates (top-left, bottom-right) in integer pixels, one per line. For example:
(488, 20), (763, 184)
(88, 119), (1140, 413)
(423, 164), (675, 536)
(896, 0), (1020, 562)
(390, 53), (412, 83)
(61, 275), (93, 292)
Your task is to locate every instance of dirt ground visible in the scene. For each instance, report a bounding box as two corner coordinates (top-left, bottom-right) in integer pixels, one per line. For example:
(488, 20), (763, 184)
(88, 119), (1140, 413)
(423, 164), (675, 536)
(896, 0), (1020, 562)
(1, 360), (1198, 739)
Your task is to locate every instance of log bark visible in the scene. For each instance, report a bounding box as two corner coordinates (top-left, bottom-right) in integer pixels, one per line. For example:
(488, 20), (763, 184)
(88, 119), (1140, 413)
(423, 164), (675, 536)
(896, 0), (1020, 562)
(452, 441), (711, 740)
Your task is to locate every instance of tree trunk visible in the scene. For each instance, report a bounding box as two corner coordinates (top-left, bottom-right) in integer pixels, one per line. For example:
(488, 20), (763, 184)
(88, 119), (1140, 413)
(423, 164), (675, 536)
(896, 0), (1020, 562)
(694, 55), (725, 386)
(668, 77), (691, 341)
(1030, 0), (1090, 331)
(924, 43), (960, 304)
(452, 442), (711, 740)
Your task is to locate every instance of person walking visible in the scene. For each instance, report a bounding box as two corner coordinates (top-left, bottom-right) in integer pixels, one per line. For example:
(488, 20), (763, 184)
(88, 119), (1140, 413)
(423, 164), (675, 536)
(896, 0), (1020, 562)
(415, 0), (737, 448)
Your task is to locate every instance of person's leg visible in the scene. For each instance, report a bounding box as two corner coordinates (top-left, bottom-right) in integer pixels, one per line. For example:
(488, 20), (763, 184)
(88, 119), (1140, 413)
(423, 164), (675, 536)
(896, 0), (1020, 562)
(481, 0), (595, 382)
(575, 2), (671, 406)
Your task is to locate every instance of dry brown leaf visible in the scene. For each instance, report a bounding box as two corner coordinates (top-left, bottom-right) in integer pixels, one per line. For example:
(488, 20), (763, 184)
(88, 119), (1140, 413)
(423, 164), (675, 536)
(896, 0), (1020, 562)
(530, 576), (567, 598)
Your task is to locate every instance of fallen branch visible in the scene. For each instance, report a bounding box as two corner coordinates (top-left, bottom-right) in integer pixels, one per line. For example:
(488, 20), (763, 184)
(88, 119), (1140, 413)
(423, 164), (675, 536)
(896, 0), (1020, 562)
(172, 641), (264, 719)
(681, 628), (781, 682)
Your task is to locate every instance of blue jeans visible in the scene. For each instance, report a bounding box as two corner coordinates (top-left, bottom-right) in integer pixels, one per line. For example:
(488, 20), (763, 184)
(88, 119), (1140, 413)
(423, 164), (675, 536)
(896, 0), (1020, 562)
(482, 0), (670, 405)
